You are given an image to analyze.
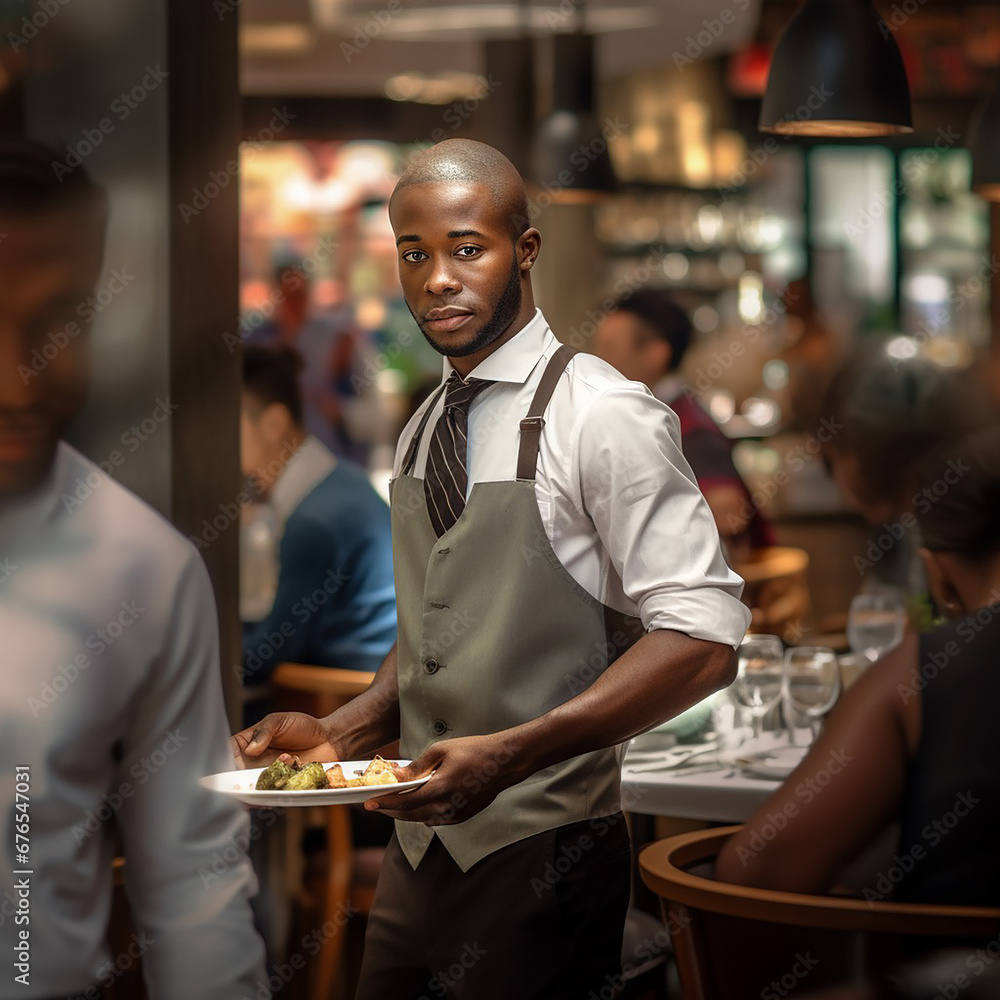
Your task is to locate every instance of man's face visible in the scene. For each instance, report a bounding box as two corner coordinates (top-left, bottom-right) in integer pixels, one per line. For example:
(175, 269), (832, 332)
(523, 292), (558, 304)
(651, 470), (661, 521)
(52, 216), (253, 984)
(389, 181), (525, 359)
(0, 209), (102, 497)
(592, 312), (669, 387)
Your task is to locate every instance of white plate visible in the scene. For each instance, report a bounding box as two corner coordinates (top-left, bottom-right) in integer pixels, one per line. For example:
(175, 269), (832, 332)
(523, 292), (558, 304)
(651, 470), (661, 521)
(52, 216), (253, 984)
(735, 745), (809, 780)
(199, 759), (431, 807)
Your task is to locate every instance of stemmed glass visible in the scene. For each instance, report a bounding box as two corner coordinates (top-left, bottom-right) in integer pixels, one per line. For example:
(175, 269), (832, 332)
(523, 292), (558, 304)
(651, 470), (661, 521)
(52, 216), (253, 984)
(847, 593), (906, 665)
(783, 646), (841, 743)
(731, 634), (784, 741)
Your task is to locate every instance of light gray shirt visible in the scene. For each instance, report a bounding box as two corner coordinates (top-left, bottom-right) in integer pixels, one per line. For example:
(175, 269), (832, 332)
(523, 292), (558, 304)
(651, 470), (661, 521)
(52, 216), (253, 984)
(0, 443), (264, 999)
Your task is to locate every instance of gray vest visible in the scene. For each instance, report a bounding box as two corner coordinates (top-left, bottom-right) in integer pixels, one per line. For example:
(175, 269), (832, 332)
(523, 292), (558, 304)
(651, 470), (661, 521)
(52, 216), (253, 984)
(389, 345), (645, 872)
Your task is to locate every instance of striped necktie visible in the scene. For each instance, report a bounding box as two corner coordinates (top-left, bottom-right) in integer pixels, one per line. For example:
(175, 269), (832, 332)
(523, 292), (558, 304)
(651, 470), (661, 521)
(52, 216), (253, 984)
(423, 372), (494, 537)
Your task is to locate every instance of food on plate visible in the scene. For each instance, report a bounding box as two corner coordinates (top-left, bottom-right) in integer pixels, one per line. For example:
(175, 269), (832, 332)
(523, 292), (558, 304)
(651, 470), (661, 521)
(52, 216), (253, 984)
(253, 754), (401, 792)
(255, 755), (329, 791)
(326, 756), (400, 789)
(284, 761), (329, 790)
(254, 757), (296, 791)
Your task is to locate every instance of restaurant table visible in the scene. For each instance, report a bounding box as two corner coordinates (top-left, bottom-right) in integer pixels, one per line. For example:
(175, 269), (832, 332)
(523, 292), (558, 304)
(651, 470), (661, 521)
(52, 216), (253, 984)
(621, 731), (788, 823)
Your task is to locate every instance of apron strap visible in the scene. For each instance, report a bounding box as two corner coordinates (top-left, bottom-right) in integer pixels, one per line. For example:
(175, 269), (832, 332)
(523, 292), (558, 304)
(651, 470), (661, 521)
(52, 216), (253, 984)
(516, 343), (578, 481)
(401, 382), (448, 476)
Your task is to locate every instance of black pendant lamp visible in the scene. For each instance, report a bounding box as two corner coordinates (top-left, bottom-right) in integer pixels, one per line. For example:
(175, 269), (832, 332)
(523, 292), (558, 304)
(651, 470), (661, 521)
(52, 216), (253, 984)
(759, 0), (913, 137)
(969, 82), (1000, 201)
(532, 20), (616, 201)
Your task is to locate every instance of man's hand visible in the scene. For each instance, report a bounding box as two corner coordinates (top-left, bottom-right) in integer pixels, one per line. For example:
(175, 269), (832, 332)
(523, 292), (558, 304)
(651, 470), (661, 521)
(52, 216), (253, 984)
(230, 712), (338, 768)
(365, 734), (520, 826)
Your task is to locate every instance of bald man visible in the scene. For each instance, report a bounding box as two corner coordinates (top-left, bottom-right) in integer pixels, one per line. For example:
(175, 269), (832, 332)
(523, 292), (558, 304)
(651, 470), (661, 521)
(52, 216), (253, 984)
(234, 139), (750, 999)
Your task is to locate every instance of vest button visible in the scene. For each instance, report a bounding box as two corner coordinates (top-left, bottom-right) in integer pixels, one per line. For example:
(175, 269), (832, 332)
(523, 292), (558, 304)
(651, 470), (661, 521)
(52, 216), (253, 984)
(424, 658), (439, 674)
(431, 719), (447, 736)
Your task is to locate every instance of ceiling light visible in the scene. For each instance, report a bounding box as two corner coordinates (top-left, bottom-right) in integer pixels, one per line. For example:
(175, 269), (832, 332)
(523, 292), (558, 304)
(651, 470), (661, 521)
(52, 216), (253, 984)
(759, 0), (912, 137)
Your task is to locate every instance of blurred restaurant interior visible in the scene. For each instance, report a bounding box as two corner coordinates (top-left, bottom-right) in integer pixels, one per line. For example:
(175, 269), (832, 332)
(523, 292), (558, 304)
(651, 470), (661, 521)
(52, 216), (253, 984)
(5, 0), (1000, 998)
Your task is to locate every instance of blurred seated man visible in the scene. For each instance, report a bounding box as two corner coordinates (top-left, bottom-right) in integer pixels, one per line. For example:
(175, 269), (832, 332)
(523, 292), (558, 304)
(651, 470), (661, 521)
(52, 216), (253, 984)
(591, 289), (773, 559)
(717, 428), (1000, 908)
(241, 345), (396, 684)
(0, 138), (264, 997)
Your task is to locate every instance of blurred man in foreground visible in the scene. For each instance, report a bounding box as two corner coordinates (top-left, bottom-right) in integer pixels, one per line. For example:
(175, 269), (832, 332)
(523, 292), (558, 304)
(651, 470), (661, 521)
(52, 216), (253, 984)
(0, 137), (264, 999)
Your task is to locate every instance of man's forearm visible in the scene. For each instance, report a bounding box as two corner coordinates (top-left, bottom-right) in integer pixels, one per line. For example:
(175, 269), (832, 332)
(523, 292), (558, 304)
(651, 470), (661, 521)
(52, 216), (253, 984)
(323, 641), (400, 758)
(504, 629), (737, 781)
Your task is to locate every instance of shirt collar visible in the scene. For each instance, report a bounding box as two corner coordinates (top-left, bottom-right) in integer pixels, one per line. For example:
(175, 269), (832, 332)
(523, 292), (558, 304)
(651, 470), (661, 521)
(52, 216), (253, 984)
(270, 435), (337, 529)
(441, 308), (556, 386)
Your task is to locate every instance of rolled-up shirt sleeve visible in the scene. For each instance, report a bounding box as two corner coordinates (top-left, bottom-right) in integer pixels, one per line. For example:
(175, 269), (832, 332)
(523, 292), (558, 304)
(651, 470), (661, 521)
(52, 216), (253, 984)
(573, 385), (751, 648)
(116, 551), (265, 1000)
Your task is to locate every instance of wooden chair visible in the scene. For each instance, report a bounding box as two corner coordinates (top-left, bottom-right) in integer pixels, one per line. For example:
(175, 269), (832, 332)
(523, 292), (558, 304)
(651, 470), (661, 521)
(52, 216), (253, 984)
(639, 827), (1000, 1000)
(269, 663), (381, 1000)
(735, 546), (810, 643)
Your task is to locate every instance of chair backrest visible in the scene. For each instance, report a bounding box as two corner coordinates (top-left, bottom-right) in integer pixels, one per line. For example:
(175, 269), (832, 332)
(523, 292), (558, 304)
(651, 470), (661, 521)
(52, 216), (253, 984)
(270, 663), (376, 719)
(268, 663), (378, 1000)
(735, 546), (810, 643)
(640, 827), (1000, 1000)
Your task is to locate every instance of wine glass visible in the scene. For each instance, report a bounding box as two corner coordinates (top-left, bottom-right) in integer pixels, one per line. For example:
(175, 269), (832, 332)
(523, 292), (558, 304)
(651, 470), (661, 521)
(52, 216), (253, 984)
(731, 634), (784, 742)
(847, 593), (906, 665)
(783, 646), (841, 742)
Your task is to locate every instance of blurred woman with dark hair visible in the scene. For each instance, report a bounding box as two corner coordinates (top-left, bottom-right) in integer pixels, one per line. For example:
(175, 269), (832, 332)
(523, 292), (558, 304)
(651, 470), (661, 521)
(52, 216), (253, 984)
(717, 427), (1000, 907)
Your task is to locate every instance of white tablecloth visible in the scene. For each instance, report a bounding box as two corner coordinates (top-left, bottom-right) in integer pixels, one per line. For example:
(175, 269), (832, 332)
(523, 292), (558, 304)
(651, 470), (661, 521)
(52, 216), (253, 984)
(621, 732), (787, 823)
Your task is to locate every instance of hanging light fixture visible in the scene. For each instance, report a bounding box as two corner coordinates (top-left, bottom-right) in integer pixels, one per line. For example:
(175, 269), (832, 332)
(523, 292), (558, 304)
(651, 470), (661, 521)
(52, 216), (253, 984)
(759, 0), (912, 137)
(532, 2), (616, 201)
(969, 81), (1000, 201)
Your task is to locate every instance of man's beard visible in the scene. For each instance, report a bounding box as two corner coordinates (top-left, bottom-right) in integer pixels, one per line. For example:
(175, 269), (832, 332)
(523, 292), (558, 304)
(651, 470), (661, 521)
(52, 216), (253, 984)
(415, 255), (522, 358)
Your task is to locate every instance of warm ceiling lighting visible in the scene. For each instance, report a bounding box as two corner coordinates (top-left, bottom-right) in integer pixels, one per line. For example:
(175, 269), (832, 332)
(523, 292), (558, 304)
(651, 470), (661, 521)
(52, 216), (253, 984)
(240, 23), (314, 55)
(309, 1), (655, 36)
(385, 72), (490, 105)
(759, 0), (912, 137)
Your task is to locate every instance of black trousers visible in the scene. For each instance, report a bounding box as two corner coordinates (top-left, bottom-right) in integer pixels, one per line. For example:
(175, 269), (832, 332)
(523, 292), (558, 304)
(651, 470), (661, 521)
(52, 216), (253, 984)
(356, 814), (632, 1000)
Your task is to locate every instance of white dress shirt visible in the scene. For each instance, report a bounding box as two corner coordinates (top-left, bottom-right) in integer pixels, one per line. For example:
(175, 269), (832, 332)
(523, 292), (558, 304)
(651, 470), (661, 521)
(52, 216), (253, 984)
(0, 443), (264, 999)
(394, 309), (750, 647)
